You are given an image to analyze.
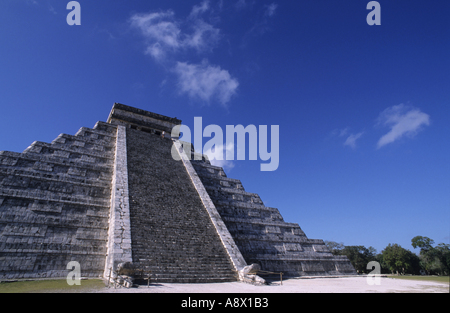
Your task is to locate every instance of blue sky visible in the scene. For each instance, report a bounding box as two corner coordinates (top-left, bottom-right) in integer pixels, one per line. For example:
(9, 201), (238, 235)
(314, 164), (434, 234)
(1, 0), (449, 254)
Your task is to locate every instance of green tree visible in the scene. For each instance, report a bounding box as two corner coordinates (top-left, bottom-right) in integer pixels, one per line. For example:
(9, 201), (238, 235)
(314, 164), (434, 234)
(411, 236), (434, 254)
(340, 245), (378, 273)
(408, 252), (422, 275)
(379, 243), (415, 274)
(411, 236), (450, 275)
(435, 243), (450, 275)
(427, 243), (450, 275)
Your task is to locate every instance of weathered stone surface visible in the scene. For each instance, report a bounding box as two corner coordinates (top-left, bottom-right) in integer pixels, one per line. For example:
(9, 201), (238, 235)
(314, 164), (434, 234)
(0, 122), (117, 279)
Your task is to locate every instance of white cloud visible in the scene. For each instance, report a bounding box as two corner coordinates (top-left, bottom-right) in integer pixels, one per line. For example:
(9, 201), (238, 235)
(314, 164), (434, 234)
(129, 6), (220, 61)
(344, 132), (364, 149)
(376, 104), (430, 148)
(189, 0), (210, 19)
(129, 11), (181, 60)
(130, 1), (268, 106)
(330, 127), (363, 149)
(174, 60), (239, 106)
(185, 20), (220, 52)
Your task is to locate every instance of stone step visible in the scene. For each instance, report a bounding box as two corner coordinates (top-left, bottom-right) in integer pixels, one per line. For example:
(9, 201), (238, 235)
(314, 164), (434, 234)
(204, 185), (259, 197)
(190, 161), (227, 173)
(141, 275), (237, 284)
(0, 152), (113, 175)
(92, 121), (118, 134)
(221, 216), (300, 229)
(134, 265), (235, 273)
(23, 141), (115, 162)
(74, 125), (117, 138)
(0, 188), (111, 208)
(0, 167), (111, 188)
(231, 233), (308, 243)
(191, 170), (242, 186)
(134, 266), (234, 273)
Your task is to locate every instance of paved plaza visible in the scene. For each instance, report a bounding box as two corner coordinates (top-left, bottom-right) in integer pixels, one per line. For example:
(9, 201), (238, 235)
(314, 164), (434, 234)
(96, 276), (449, 293)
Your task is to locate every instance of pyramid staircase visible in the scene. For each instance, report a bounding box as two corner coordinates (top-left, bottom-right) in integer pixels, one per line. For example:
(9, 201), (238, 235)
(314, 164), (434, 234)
(125, 128), (237, 283)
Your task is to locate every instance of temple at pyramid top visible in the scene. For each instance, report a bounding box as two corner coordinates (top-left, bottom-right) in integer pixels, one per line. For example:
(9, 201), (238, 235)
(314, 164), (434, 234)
(107, 102), (182, 135)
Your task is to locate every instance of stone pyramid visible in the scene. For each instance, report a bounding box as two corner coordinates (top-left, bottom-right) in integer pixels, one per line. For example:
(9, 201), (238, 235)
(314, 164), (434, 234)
(0, 103), (355, 282)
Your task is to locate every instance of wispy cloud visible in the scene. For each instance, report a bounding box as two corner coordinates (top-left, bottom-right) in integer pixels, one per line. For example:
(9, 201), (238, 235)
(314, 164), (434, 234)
(331, 127), (363, 149)
(174, 60), (238, 106)
(189, 0), (210, 19)
(376, 104), (430, 149)
(331, 127), (349, 138)
(129, 5), (220, 61)
(25, 1), (58, 14)
(186, 20), (221, 52)
(234, 0), (255, 11)
(48, 4), (57, 15)
(245, 2), (278, 37)
(129, 1), (239, 106)
(331, 104), (430, 150)
(129, 1), (276, 106)
(129, 11), (182, 60)
(343, 132), (364, 149)
(264, 3), (278, 17)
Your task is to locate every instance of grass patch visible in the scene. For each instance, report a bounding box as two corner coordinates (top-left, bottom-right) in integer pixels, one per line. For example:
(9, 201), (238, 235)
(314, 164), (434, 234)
(388, 275), (449, 284)
(0, 279), (106, 293)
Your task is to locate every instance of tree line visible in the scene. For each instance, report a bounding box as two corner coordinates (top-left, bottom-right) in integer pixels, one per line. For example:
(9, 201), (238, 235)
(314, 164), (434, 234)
(325, 236), (450, 275)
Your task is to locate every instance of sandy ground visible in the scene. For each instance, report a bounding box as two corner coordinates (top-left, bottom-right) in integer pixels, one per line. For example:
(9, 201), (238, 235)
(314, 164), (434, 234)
(94, 276), (449, 293)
